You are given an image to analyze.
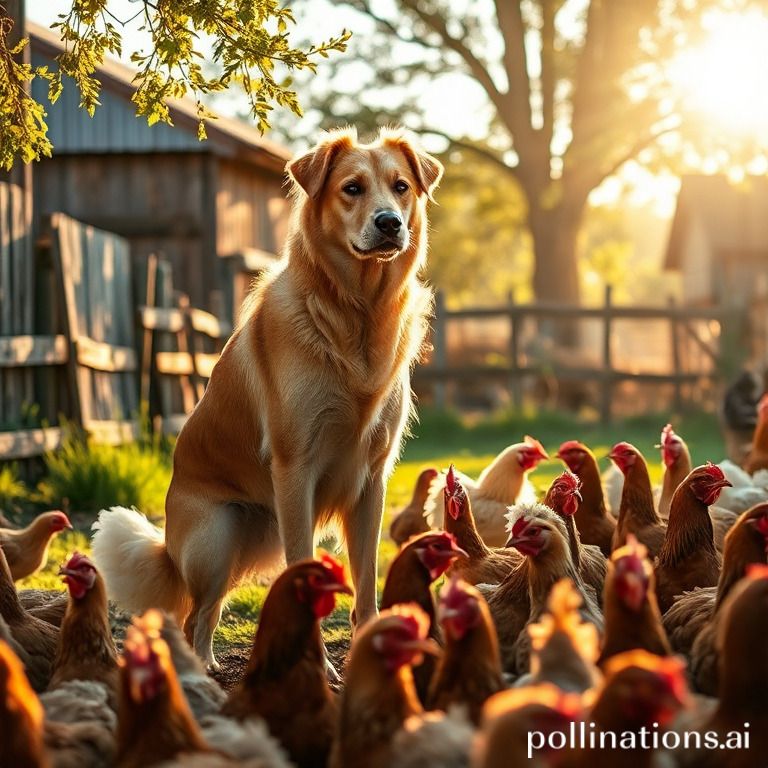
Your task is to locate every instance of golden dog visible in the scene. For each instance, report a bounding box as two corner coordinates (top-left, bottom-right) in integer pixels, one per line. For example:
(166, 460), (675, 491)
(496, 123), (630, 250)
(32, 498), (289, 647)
(92, 127), (442, 668)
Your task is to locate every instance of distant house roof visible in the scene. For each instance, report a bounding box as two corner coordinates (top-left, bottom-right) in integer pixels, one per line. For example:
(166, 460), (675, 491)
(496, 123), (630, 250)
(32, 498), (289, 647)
(28, 21), (291, 172)
(665, 174), (768, 270)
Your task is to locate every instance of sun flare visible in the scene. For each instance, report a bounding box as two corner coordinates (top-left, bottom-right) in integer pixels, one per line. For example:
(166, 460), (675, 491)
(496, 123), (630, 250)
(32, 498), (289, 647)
(669, 9), (768, 136)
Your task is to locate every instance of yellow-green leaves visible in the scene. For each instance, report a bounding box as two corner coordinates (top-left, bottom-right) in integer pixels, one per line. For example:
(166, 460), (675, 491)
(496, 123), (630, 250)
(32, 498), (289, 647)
(0, 18), (52, 170)
(0, 0), (351, 169)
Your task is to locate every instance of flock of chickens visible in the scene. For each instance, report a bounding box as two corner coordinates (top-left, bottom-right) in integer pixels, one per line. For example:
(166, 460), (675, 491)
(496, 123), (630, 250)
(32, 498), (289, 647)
(2, 396), (768, 767)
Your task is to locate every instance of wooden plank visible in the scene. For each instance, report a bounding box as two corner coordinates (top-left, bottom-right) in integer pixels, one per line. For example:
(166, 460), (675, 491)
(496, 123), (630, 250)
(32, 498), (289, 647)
(50, 212), (88, 424)
(507, 291), (522, 410)
(442, 304), (725, 322)
(414, 365), (717, 384)
(0, 427), (63, 460)
(0, 335), (68, 367)
(601, 285), (613, 424)
(188, 308), (232, 339)
(10, 181), (35, 416)
(0, 184), (10, 423)
(156, 351), (195, 376)
(194, 352), (219, 379)
(76, 336), (137, 372)
(139, 306), (185, 333)
(84, 419), (140, 446)
(140, 254), (159, 409)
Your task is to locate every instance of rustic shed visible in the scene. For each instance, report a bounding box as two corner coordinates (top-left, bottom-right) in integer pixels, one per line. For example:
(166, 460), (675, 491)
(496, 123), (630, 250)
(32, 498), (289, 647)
(664, 174), (768, 306)
(29, 21), (292, 319)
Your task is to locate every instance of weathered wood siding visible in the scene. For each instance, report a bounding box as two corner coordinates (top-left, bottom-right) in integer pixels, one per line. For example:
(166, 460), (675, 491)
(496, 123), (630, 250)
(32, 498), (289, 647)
(34, 154), (212, 308)
(31, 50), (203, 155)
(0, 182), (35, 431)
(216, 160), (289, 256)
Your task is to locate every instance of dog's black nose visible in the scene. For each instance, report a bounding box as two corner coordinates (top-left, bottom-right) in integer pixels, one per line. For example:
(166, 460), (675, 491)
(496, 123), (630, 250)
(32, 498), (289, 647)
(374, 210), (403, 235)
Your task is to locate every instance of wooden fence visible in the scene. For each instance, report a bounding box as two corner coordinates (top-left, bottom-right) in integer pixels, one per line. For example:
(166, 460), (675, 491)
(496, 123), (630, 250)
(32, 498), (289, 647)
(0, 197), (232, 462)
(417, 286), (727, 423)
(0, 183), (743, 458)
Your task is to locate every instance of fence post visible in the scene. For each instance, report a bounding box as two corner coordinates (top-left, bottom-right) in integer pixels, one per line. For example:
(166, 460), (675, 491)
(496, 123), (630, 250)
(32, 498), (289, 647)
(507, 290), (522, 411)
(433, 290), (447, 410)
(668, 295), (683, 413)
(600, 284), (613, 424)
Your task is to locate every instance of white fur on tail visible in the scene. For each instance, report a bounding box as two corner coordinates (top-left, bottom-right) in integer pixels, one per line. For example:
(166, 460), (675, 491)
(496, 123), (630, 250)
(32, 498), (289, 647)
(91, 507), (189, 618)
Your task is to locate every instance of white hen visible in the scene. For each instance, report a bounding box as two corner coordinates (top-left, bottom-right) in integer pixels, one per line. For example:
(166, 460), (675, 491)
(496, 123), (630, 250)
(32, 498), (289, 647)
(716, 459), (768, 513)
(425, 437), (548, 547)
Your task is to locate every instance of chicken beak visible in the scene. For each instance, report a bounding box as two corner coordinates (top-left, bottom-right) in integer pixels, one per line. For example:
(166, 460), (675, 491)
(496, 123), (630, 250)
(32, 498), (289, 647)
(505, 535), (525, 550)
(401, 638), (441, 656)
(451, 544), (469, 559)
(319, 582), (353, 595)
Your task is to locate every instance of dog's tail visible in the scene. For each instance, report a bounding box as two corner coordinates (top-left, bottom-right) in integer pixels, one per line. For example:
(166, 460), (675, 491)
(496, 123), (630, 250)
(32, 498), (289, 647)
(91, 506), (190, 619)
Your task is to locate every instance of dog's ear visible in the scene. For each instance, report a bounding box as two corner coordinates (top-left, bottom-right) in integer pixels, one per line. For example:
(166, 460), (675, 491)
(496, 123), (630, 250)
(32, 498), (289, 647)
(287, 131), (356, 199)
(381, 132), (443, 202)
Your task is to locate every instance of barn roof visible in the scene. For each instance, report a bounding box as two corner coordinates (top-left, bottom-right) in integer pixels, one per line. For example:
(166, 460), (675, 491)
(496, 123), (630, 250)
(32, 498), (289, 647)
(665, 174), (768, 270)
(28, 21), (291, 172)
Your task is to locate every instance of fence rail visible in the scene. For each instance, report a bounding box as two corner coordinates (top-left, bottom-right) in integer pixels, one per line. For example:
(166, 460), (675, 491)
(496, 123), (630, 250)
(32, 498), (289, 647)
(417, 286), (727, 423)
(0, 200), (235, 461)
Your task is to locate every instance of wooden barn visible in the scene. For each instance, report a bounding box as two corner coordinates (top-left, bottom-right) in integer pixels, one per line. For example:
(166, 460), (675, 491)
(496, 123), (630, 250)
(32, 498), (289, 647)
(29, 21), (292, 321)
(664, 174), (768, 307)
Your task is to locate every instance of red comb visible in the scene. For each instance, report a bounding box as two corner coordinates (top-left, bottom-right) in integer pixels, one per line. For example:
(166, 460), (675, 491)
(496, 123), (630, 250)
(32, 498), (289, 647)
(557, 440), (584, 454)
(510, 515), (530, 537)
(389, 603), (430, 640)
(63, 551), (95, 571)
(555, 470), (580, 490)
(439, 576), (475, 609)
(319, 552), (347, 585)
(446, 464), (457, 494)
(524, 435), (549, 458)
(703, 461), (725, 480)
(444, 465), (466, 520)
(661, 424), (675, 444)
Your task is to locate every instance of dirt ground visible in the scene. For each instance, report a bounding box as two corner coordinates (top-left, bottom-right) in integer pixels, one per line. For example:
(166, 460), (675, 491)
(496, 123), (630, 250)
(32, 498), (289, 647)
(91, 594), (351, 694)
(210, 637), (351, 693)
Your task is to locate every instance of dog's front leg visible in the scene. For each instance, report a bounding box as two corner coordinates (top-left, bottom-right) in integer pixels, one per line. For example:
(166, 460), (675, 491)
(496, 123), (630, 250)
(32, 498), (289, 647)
(344, 472), (386, 632)
(272, 460), (316, 565)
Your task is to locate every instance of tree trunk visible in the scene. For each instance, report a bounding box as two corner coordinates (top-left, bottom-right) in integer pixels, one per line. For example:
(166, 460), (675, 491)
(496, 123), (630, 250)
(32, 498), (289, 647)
(529, 202), (582, 306)
(527, 198), (585, 347)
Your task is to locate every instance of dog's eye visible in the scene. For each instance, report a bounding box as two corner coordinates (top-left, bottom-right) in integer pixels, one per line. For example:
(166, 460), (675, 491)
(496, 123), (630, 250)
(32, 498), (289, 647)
(343, 182), (363, 196)
(394, 180), (409, 194)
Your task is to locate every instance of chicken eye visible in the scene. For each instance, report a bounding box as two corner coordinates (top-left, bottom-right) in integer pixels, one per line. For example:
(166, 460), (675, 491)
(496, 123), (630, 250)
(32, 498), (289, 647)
(394, 180), (409, 194)
(343, 182), (363, 196)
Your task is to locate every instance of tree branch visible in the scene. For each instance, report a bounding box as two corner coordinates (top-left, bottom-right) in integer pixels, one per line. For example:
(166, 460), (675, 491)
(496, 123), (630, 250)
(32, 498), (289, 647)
(540, 0), (556, 149)
(420, 127), (520, 180)
(492, 0), (534, 145)
(585, 119), (681, 191)
(348, 0), (442, 51)
(397, 0), (509, 122)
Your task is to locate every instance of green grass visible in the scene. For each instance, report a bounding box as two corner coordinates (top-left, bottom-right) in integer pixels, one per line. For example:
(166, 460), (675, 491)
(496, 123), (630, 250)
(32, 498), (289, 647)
(35, 432), (172, 518)
(0, 463), (27, 514)
(16, 407), (728, 653)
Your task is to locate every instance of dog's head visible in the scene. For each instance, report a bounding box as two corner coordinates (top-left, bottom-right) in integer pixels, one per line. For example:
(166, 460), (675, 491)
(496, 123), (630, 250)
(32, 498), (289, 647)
(287, 127), (442, 263)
